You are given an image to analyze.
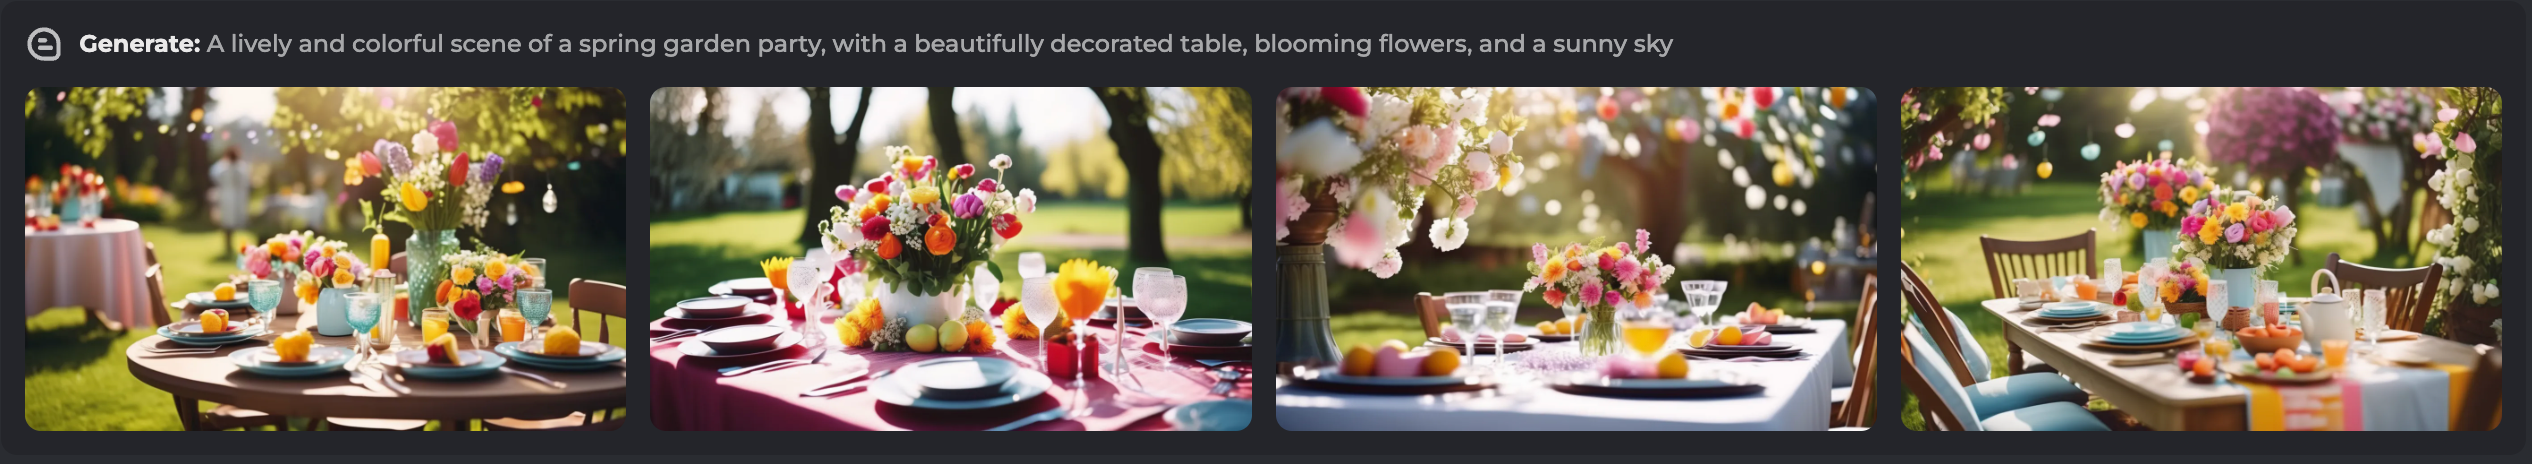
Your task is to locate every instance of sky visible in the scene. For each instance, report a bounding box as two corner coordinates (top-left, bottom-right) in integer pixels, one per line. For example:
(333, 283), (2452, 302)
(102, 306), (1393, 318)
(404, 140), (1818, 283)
(709, 87), (1109, 149)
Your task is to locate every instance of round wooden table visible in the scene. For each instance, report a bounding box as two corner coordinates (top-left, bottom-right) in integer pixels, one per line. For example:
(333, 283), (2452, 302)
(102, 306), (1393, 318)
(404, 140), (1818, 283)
(127, 306), (625, 430)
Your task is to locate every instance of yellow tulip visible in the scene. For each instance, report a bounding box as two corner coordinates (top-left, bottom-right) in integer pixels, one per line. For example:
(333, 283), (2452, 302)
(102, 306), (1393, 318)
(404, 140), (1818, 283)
(399, 183), (429, 211)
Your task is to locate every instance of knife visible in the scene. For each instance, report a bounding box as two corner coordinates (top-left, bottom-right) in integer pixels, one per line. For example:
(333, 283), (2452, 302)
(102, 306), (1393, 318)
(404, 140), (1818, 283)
(799, 367), (893, 397)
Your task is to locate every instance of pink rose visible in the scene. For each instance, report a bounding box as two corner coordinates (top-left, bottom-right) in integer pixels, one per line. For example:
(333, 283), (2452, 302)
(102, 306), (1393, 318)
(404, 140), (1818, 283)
(2247, 210), (2277, 233)
(833, 185), (857, 202)
(1320, 87), (1369, 117)
(859, 216), (892, 241)
(2180, 216), (2205, 234)
(1453, 196), (1477, 219)
(1597, 253), (1616, 270)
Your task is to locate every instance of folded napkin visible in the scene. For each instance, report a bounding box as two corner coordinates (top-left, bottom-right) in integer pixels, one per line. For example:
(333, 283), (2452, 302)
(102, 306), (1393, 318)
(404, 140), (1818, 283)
(2242, 378), (2363, 431)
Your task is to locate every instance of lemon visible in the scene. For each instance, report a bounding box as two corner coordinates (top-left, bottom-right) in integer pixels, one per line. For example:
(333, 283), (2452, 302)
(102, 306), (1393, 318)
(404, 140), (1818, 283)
(937, 321), (969, 353)
(1656, 351), (1690, 379)
(907, 324), (938, 353)
(213, 283), (237, 301)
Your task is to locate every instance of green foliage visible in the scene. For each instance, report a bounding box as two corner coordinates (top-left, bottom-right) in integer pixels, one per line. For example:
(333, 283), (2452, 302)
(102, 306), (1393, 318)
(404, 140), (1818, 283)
(24, 87), (155, 158)
(1902, 87), (2009, 169)
(271, 87), (625, 163)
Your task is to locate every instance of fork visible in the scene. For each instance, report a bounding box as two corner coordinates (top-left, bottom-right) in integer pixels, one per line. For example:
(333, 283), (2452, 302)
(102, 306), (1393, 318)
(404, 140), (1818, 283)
(651, 329), (702, 343)
(720, 358), (807, 377)
(1208, 367), (1244, 396)
(502, 367), (568, 388)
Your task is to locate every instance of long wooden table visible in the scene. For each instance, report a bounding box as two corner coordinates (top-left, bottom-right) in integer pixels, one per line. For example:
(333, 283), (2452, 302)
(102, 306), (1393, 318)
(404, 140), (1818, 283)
(1976, 297), (2481, 431)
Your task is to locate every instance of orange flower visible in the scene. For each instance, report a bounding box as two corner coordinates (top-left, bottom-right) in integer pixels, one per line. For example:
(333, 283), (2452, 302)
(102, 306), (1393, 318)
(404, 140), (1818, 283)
(759, 257), (793, 291)
(1542, 257), (1567, 282)
(266, 241), (290, 257)
(876, 234), (903, 259)
(1052, 258), (1113, 321)
(924, 223), (956, 255)
(436, 279), (457, 303)
(963, 319), (995, 353)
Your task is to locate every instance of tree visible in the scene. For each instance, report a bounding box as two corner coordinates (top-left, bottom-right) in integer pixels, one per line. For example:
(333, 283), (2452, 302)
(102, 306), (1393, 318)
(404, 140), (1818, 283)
(926, 87), (969, 168)
(799, 87), (876, 246)
(1090, 87), (1170, 266)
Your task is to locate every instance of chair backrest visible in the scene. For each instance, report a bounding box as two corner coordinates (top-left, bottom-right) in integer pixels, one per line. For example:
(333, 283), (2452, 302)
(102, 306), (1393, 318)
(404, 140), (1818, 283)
(567, 278), (626, 344)
(1834, 275), (1880, 428)
(1412, 293), (1446, 339)
(145, 241), (160, 267)
(1978, 230), (2098, 300)
(1899, 263), (1980, 387)
(143, 264), (174, 327)
(1900, 327), (1975, 431)
(2322, 252), (2441, 333)
(2455, 345), (2503, 431)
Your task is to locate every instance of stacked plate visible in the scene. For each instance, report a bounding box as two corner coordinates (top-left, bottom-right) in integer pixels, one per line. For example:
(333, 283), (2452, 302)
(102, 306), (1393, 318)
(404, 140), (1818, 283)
(395, 349), (506, 379)
(228, 346), (352, 377)
(1554, 368), (1765, 398)
(1161, 319), (1252, 360)
(185, 292), (253, 310)
(666, 296), (766, 320)
(496, 341), (627, 370)
(677, 325), (801, 358)
(2090, 322), (2188, 346)
(2033, 302), (2104, 320)
(157, 321), (266, 346)
(869, 357), (1052, 410)
(1680, 340), (1805, 359)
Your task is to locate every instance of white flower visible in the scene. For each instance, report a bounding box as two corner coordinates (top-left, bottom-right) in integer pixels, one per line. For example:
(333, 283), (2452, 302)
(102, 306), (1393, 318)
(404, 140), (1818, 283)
(1489, 132), (1512, 157)
(1016, 188), (1038, 213)
(412, 131), (440, 157)
(1428, 217), (1469, 251)
(2478, 283), (2499, 302)
(2462, 217), (2481, 233)
(1370, 249), (1404, 279)
(2451, 168), (2474, 190)
(989, 154), (1014, 170)
(1448, 92), (1489, 127)
(1361, 95), (1414, 148)
(1279, 120), (1363, 177)
(2451, 255), (2474, 275)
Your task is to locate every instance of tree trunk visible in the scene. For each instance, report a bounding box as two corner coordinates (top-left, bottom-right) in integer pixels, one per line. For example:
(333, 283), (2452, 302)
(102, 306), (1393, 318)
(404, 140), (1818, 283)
(177, 87), (212, 224)
(800, 87), (876, 247)
(1091, 88), (1170, 267)
(927, 87), (969, 168)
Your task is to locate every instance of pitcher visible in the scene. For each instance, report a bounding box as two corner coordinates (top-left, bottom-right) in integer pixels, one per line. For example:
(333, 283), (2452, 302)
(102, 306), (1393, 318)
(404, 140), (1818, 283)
(2299, 269), (2355, 348)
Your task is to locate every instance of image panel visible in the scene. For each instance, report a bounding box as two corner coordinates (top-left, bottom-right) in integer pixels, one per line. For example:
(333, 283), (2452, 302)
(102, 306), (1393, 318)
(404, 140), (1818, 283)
(1896, 87), (2501, 431)
(24, 87), (632, 431)
(1273, 87), (1879, 430)
(647, 87), (1253, 431)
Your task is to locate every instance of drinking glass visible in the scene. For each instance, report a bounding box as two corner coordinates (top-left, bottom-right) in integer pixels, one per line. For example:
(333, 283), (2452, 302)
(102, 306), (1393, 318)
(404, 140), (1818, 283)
(1443, 292), (1488, 364)
(2255, 280), (2280, 326)
(1679, 280), (1727, 326)
(246, 279), (283, 334)
(1484, 290), (1520, 365)
(2206, 279), (2228, 314)
(1018, 252), (1048, 279)
(346, 292), (380, 357)
(788, 259), (827, 320)
(520, 258), (548, 289)
(1141, 276), (1189, 368)
(498, 308), (527, 343)
(518, 288), (554, 344)
(2360, 289), (2388, 352)
(1019, 276), (1061, 372)
(2322, 339), (2350, 367)
(1133, 267), (1176, 339)
(1617, 303), (1675, 360)
(420, 308), (452, 346)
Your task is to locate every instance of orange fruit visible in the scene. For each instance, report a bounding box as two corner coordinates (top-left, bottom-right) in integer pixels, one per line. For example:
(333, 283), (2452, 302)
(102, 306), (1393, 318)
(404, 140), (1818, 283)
(1655, 352), (1690, 379)
(1421, 349), (1462, 376)
(1718, 326), (1745, 346)
(1340, 345), (1377, 376)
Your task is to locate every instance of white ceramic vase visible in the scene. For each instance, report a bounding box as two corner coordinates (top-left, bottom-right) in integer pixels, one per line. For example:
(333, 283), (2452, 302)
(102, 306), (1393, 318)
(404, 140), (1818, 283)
(876, 281), (961, 327)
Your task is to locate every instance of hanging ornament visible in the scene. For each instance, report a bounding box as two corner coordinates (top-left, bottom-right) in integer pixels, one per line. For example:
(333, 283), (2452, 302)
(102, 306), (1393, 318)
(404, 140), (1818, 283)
(2040, 88), (2065, 103)
(541, 184), (559, 213)
(2038, 114), (2062, 127)
(2114, 120), (2136, 139)
(2158, 139), (2174, 152)
(2026, 130), (2047, 146)
(2036, 145), (2054, 179)
(1972, 133), (1991, 150)
(2081, 143), (2102, 160)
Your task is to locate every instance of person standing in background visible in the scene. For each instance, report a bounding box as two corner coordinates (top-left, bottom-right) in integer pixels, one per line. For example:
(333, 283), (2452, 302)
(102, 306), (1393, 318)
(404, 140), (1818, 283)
(209, 147), (251, 254)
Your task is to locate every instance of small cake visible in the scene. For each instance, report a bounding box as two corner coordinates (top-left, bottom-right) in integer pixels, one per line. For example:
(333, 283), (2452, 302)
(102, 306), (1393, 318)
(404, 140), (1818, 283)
(426, 333), (462, 364)
(212, 283), (238, 301)
(274, 330), (314, 362)
(542, 326), (582, 356)
(1374, 350), (1426, 377)
(198, 309), (229, 332)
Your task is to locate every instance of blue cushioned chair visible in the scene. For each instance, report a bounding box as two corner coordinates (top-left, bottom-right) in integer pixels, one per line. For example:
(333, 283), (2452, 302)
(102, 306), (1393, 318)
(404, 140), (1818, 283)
(1903, 327), (2106, 431)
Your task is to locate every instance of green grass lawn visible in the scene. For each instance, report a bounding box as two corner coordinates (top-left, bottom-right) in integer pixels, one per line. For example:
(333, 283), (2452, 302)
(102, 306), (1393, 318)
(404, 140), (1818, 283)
(1897, 179), (2418, 430)
(24, 224), (626, 431)
(649, 202), (1253, 322)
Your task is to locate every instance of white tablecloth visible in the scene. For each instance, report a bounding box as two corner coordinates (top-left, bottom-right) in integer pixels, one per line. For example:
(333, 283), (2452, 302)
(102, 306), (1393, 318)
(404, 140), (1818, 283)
(1277, 320), (1848, 431)
(24, 219), (156, 326)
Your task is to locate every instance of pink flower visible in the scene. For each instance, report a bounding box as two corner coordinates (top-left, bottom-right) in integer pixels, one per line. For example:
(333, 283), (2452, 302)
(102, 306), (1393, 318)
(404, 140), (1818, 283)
(2438, 107), (2460, 122)
(427, 121), (461, 153)
(2180, 216), (2205, 234)
(1329, 209), (1389, 269)
(2270, 205), (2295, 228)
(2426, 136), (2445, 157)
(833, 185), (857, 202)
(952, 192), (986, 218)
(975, 178), (1000, 193)
(1468, 167), (1498, 191)
(1275, 177), (1308, 222)
(1972, 133), (1991, 150)
(2224, 223), (2246, 243)
(951, 164), (975, 179)
(2455, 133), (2477, 154)
(863, 177), (891, 196)
(1320, 87), (1369, 117)
(2415, 132), (2434, 157)
(1597, 253), (1616, 271)
(245, 249), (272, 278)
(1613, 258), (1643, 283)
(1580, 282), (1604, 306)
(2247, 210), (2277, 233)
(1531, 243), (1551, 265)
(1370, 252), (1403, 279)
(1453, 196), (1477, 219)
(1604, 290), (1623, 307)
(859, 216), (892, 241)
(1635, 229), (1652, 255)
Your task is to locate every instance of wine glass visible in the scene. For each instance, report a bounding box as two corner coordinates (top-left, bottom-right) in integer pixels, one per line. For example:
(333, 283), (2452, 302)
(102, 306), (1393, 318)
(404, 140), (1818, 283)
(1443, 292), (1488, 364)
(346, 292), (381, 358)
(518, 288), (554, 345)
(1140, 275), (1189, 368)
(2360, 289), (2388, 353)
(1679, 280), (1727, 327)
(1133, 267), (1175, 333)
(246, 279), (283, 335)
(1018, 252), (1048, 279)
(1484, 290), (1520, 367)
(1618, 302), (1675, 360)
(520, 258), (548, 289)
(788, 259), (827, 325)
(1020, 276), (1061, 372)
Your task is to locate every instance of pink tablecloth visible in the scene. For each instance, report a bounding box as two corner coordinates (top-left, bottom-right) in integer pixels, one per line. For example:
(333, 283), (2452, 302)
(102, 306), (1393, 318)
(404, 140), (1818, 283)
(649, 305), (1249, 431)
(25, 219), (155, 326)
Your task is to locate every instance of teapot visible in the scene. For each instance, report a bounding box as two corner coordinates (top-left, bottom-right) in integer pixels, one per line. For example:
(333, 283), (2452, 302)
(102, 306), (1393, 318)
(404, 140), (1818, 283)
(2300, 269), (2356, 347)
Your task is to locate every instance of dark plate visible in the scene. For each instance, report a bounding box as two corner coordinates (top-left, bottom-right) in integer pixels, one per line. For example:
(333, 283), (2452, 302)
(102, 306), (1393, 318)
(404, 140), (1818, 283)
(1551, 382), (1766, 398)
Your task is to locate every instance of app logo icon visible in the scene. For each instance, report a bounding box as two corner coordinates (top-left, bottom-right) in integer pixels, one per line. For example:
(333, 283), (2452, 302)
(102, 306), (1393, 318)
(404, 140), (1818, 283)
(28, 27), (61, 61)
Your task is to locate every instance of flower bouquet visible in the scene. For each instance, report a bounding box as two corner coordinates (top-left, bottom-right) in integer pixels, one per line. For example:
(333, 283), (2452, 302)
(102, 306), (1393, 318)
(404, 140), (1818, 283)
(354, 122), (506, 327)
(2419, 87), (2501, 343)
(1523, 229), (1677, 356)
(28, 165), (107, 229)
(1274, 87), (1527, 277)
(2098, 158), (2215, 261)
(819, 147), (1033, 330)
(2147, 258), (2216, 321)
(2171, 187), (2298, 310)
(433, 248), (528, 340)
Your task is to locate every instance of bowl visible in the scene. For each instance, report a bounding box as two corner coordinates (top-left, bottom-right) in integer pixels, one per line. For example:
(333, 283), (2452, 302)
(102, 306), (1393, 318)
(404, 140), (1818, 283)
(676, 296), (753, 318)
(1168, 319), (1253, 346)
(698, 325), (787, 354)
(2235, 330), (2305, 355)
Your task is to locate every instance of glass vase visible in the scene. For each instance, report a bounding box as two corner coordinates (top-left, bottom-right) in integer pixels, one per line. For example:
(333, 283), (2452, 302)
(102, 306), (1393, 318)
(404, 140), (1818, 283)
(1567, 302), (1622, 357)
(404, 229), (459, 328)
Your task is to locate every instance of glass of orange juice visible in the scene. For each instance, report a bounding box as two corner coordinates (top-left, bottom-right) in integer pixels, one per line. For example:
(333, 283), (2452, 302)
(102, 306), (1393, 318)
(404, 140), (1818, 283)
(420, 307), (452, 344)
(1618, 304), (1676, 359)
(2322, 339), (2350, 367)
(498, 308), (527, 343)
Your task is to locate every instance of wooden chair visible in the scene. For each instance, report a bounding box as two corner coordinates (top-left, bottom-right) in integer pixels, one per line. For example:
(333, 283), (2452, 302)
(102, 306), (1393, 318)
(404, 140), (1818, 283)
(2322, 252), (2441, 334)
(484, 278), (626, 431)
(2455, 345), (2503, 431)
(1977, 229), (2096, 374)
(1899, 338), (1968, 431)
(1831, 275), (1879, 428)
(1413, 293), (1447, 339)
(1898, 263), (1979, 387)
(148, 265), (292, 431)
